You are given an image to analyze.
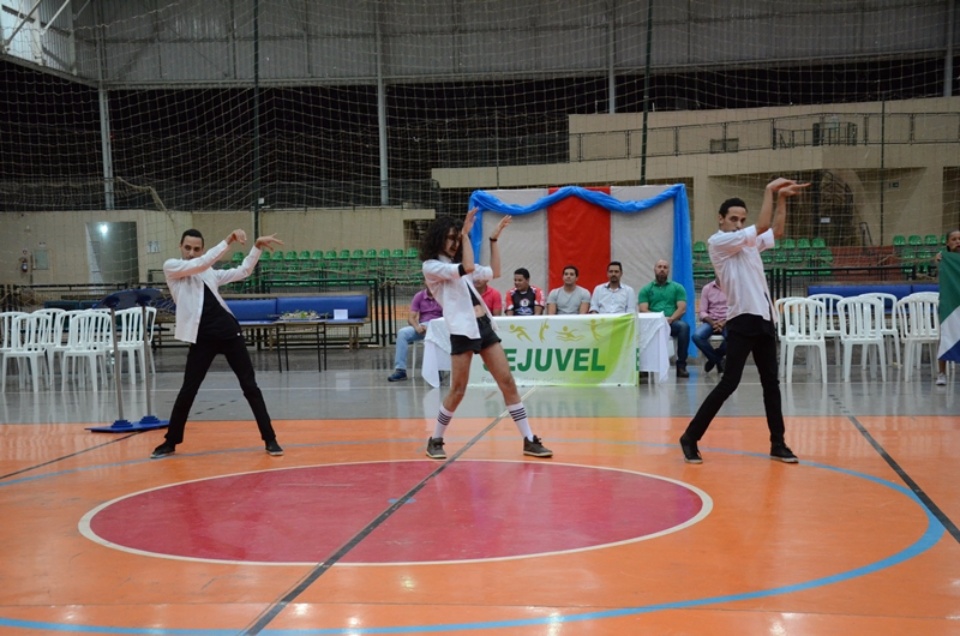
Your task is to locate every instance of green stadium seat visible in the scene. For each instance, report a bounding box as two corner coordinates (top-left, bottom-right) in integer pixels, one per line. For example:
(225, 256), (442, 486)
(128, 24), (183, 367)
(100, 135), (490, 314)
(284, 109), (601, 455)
(812, 237), (827, 250)
(325, 250), (338, 260)
(813, 248), (833, 274)
(405, 247), (419, 259)
(779, 238), (796, 251)
(924, 234), (940, 247)
(892, 235), (907, 257)
(692, 240), (708, 264)
(312, 250), (324, 260)
(391, 248), (405, 259)
(907, 235), (923, 247)
(796, 237), (812, 251)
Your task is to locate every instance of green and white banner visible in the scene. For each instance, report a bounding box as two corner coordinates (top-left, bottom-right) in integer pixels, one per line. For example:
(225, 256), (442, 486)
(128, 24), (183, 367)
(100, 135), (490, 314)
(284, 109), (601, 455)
(471, 314), (638, 387)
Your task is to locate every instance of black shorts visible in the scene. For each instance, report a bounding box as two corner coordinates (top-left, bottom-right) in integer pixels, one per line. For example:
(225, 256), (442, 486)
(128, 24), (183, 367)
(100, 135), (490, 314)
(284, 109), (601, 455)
(449, 315), (501, 355)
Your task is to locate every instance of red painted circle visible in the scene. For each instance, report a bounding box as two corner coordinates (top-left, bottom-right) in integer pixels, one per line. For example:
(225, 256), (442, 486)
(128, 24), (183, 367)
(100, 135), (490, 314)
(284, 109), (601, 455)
(87, 461), (705, 563)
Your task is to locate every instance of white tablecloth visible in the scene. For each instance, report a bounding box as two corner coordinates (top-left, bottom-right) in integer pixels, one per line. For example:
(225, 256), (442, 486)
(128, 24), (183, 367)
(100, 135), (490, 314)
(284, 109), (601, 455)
(421, 319), (452, 387)
(636, 312), (670, 383)
(421, 313), (670, 387)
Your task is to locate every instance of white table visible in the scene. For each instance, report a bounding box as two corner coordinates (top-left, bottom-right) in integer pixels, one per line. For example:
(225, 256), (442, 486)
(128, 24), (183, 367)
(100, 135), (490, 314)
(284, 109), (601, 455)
(421, 313), (670, 387)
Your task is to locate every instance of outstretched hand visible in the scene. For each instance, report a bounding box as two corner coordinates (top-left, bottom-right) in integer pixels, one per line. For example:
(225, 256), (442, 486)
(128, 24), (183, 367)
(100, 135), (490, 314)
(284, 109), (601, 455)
(227, 229), (247, 245)
(767, 177), (810, 197)
(461, 207), (479, 237)
(490, 215), (512, 241)
(255, 234), (284, 251)
(778, 181), (811, 197)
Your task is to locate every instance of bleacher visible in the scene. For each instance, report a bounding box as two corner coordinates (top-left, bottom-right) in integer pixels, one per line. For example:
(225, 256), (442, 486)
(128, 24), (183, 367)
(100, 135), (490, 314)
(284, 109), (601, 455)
(221, 246), (423, 293)
(690, 234), (952, 299)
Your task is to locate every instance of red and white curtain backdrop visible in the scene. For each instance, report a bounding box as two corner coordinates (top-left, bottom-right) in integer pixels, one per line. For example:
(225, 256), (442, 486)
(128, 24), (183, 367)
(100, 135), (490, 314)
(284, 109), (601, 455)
(471, 185), (687, 306)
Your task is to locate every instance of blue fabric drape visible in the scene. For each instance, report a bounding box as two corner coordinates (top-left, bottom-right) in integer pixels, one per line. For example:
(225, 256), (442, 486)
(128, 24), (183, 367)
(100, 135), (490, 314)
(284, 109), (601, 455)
(467, 185), (696, 357)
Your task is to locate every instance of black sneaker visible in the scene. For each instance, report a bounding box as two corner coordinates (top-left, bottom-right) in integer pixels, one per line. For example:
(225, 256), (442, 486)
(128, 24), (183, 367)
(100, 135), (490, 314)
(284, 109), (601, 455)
(425, 437), (446, 460)
(523, 436), (553, 457)
(265, 440), (284, 456)
(679, 435), (702, 464)
(770, 444), (799, 463)
(676, 365), (690, 378)
(387, 369), (408, 382)
(150, 442), (176, 459)
(704, 359), (716, 373)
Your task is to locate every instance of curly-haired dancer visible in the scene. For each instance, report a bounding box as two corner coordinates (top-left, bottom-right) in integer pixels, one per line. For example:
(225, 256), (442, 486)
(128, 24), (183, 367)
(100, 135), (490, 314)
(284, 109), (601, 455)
(419, 208), (552, 460)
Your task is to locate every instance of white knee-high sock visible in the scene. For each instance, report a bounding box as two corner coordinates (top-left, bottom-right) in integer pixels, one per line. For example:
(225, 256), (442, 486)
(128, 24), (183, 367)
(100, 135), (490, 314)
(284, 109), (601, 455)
(433, 405), (454, 439)
(507, 402), (533, 440)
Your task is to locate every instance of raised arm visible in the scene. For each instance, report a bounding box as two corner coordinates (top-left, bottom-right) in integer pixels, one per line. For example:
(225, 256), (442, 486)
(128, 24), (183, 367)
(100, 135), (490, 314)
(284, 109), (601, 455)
(757, 178), (809, 238)
(460, 208), (478, 274)
(487, 214), (511, 280)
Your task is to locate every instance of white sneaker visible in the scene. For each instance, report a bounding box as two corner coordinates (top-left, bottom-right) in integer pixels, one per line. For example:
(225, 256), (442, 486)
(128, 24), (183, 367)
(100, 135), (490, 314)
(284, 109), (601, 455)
(936, 373), (947, 386)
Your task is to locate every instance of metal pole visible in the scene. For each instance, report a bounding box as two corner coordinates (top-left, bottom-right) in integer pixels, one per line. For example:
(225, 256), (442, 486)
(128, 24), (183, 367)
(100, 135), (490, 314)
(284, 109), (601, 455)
(93, 1), (114, 211)
(639, 0), (653, 184)
(945, 0), (956, 97)
(98, 89), (115, 211)
(607, 0), (616, 113)
(252, 0), (262, 237)
(376, 15), (389, 206)
(879, 97), (885, 247)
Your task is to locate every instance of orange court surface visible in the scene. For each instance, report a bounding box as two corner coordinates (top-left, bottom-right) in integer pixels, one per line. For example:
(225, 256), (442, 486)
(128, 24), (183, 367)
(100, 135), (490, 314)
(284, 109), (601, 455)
(1, 344), (959, 635)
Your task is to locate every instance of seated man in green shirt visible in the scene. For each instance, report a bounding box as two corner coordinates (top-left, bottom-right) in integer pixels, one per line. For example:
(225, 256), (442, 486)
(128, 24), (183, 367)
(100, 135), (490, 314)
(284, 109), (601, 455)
(638, 259), (690, 378)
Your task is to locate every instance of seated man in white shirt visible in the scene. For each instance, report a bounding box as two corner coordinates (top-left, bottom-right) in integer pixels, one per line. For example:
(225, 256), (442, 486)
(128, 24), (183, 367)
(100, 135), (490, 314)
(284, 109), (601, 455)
(589, 261), (636, 314)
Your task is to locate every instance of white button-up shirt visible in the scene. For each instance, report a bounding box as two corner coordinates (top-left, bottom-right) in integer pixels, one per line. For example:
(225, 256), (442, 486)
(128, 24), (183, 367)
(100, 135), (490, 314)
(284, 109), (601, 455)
(422, 255), (495, 339)
(708, 225), (775, 322)
(589, 283), (637, 314)
(164, 240), (261, 344)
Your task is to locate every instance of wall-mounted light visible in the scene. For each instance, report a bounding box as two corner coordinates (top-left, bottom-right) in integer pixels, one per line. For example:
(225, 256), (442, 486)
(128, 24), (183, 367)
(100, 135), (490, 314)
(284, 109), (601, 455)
(99, 223), (109, 236)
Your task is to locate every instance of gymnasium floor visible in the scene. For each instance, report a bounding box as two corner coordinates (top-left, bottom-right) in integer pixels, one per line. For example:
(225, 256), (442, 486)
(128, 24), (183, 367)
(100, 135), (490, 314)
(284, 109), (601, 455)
(1, 343), (958, 635)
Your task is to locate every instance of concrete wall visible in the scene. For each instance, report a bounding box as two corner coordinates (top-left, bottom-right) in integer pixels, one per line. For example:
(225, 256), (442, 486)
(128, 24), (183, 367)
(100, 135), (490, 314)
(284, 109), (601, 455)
(433, 97), (960, 245)
(0, 207), (434, 285)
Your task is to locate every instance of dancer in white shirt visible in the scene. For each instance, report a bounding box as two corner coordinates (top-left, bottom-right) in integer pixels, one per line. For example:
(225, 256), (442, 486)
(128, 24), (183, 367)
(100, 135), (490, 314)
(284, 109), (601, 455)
(680, 178), (808, 465)
(420, 208), (552, 460)
(151, 228), (284, 459)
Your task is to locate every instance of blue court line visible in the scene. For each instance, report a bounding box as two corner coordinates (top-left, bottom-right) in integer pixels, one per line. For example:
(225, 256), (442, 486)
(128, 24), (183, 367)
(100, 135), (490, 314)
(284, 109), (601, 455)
(0, 450), (944, 634)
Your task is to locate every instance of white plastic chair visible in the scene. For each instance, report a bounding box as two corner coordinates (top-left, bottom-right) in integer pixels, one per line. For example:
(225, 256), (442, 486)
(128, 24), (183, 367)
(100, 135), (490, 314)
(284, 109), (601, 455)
(858, 292), (901, 367)
(775, 296), (804, 378)
(61, 310), (113, 391)
(808, 293), (843, 365)
(34, 308), (67, 382)
(897, 292), (940, 382)
(47, 310), (85, 378)
(1, 312), (51, 392)
(781, 298), (828, 384)
(837, 295), (887, 382)
(0, 312), (28, 358)
(116, 307), (156, 383)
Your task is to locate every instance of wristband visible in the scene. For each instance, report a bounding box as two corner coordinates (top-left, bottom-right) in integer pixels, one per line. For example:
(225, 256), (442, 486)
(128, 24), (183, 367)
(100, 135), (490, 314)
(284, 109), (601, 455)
(489, 238), (498, 242)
